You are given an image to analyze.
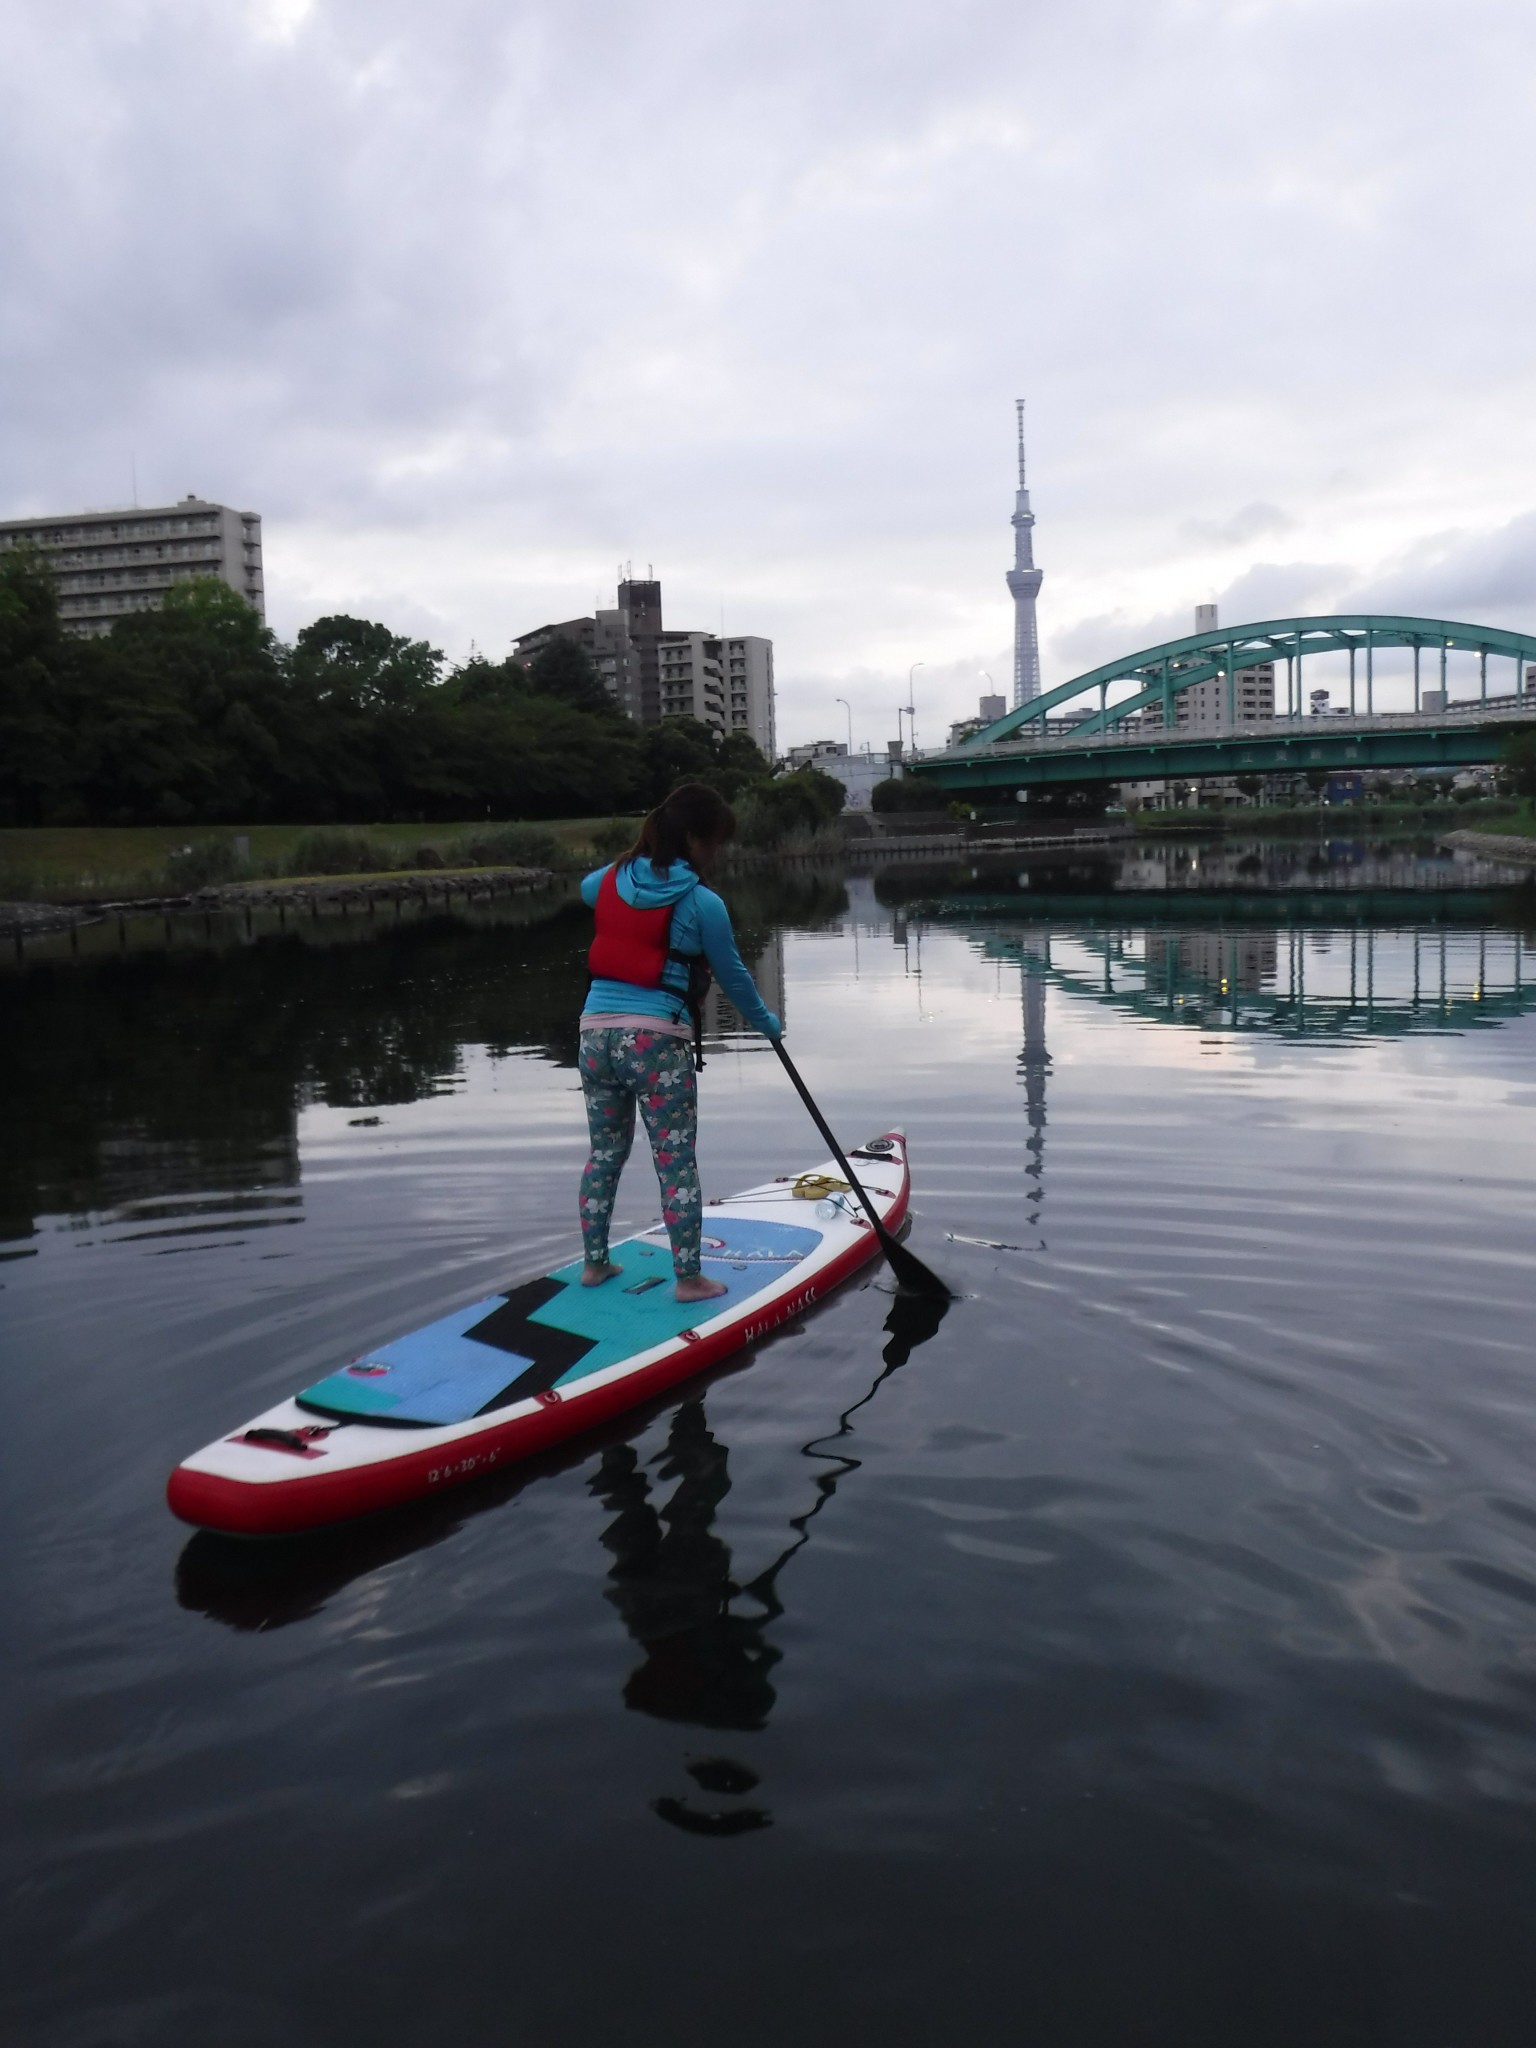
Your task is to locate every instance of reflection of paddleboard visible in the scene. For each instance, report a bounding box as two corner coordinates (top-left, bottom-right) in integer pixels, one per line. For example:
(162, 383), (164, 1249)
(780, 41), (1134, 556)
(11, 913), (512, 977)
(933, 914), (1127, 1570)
(167, 1132), (910, 1536)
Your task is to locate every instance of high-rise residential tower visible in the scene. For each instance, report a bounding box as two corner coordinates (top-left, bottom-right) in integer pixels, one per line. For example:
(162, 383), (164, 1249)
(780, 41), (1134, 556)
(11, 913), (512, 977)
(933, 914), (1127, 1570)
(0, 496), (264, 637)
(1005, 400), (1044, 708)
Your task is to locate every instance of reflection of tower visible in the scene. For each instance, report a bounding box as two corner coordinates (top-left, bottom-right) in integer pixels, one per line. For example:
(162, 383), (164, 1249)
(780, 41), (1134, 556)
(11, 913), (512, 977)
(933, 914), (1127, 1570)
(1018, 934), (1050, 1223)
(1005, 399), (1044, 709)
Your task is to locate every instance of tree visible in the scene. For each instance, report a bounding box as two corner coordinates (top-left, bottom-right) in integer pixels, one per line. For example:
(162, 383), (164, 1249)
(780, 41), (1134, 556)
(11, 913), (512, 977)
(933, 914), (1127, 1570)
(0, 542), (62, 670)
(82, 578), (288, 822)
(638, 716), (726, 805)
(734, 765), (845, 845)
(289, 615), (443, 711)
(716, 729), (770, 796)
(1500, 729), (1536, 797)
(871, 775), (942, 814)
(523, 639), (614, 717)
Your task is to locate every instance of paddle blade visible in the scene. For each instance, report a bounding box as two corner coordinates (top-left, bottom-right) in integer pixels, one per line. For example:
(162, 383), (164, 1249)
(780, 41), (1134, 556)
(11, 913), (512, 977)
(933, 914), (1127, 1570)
(876, 1222), (954, 1300)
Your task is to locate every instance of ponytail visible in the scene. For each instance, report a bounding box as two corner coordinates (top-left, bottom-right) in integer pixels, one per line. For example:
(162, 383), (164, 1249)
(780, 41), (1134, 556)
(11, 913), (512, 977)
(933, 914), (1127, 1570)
(622, 782), (736, 874)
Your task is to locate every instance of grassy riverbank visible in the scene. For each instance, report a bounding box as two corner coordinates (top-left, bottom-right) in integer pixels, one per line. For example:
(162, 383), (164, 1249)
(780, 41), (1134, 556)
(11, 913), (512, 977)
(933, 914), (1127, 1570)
(0, 817), (641, 901)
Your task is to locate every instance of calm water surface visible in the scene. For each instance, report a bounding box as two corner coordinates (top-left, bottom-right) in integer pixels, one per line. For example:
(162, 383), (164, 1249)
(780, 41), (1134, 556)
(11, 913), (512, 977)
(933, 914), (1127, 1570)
(6, 844), (1536, 2047)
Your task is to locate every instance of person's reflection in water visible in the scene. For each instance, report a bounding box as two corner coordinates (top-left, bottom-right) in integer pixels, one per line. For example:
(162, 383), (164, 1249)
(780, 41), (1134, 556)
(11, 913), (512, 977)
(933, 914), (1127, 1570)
(592, 1287), (951, 1835)
(591, 1398), (778, 1834)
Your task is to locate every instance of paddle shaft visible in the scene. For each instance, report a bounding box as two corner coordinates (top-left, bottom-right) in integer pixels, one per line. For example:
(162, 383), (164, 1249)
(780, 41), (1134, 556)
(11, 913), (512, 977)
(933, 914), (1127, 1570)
(771, 1041), (950, 1297)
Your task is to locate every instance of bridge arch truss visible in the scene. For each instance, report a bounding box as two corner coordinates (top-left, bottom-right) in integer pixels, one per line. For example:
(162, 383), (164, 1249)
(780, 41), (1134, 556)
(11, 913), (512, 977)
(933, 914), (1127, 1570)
(963, 616), (1536, 745)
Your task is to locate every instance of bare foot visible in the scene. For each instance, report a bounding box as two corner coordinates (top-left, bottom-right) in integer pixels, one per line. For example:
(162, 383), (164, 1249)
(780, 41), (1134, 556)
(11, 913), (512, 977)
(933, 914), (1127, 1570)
(581, 1261), (623, 1287)
(674, 1273), (728, 1303)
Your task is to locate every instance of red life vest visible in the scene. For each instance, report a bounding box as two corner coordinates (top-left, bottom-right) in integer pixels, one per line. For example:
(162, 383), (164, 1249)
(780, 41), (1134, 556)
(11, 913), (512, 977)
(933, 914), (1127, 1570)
(587, 864), (688, 988)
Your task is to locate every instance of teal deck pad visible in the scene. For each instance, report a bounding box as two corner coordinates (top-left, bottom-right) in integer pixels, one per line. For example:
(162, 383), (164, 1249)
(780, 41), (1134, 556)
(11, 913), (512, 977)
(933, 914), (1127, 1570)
(535, 1217), (823, 1386)
(297, 1215), (826, 1425)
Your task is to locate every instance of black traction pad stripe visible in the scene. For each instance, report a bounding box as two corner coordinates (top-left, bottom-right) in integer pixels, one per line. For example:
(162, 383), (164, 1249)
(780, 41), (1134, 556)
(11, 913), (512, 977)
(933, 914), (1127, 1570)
(465, 1278), (595, 1408)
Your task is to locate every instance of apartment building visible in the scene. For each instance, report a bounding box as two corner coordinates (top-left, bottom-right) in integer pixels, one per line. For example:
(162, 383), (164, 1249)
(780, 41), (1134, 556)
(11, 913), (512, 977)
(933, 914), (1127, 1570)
(1140, 661), (1275, 730)
(514, 576), (775, 757)
(0, 497), (264, 637)
(1121, 605), (1275, 808)
(512, 607), (644, 719)
(1140, 605), (1274, 730)
(658, 631), (775, 758)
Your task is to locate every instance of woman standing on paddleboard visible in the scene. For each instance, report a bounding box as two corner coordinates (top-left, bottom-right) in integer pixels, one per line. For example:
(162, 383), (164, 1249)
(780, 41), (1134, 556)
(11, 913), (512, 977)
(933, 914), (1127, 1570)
(578, 783), (782, 1304)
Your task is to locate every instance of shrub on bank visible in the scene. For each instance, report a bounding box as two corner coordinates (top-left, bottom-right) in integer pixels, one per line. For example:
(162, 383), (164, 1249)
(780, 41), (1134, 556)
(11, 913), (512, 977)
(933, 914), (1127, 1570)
(162, 838), (251, 890)
(735, 767), (846, 847)
(870, 776), (936, 814)
(287, 829), (398, 876)
(441, 823), (564, 870)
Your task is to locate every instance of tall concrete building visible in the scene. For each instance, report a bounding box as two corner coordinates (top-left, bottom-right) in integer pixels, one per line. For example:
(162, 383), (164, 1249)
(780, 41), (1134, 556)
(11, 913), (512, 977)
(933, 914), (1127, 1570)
(0, 497), (263, 637)
(1006, 400), (1044, 708)
(1141, 605), (1275, 729)
(515, 575), (775, 758)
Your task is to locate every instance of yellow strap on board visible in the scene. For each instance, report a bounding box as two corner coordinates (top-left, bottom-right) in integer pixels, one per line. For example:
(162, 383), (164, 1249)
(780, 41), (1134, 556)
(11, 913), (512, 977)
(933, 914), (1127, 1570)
(791, 1173), (854, 1201)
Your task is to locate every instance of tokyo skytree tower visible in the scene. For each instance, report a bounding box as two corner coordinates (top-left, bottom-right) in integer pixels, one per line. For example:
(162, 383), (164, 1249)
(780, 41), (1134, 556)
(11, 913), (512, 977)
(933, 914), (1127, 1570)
(1005, 399), (1044, 708)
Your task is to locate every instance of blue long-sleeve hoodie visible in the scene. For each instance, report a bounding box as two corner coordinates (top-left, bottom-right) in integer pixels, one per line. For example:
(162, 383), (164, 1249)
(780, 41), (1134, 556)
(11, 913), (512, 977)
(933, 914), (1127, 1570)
(580, 858), (780, 1038)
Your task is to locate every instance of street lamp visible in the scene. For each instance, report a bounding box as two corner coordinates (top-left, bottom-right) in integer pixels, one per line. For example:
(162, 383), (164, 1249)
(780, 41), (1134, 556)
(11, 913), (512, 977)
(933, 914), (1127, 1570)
(835, 696), (853, 753)
(907, 661), (926, 755)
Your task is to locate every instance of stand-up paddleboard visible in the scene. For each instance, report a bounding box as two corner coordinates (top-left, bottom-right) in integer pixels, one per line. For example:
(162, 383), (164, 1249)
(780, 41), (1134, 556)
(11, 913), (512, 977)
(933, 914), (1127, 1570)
(167, 1132), (910, 1536)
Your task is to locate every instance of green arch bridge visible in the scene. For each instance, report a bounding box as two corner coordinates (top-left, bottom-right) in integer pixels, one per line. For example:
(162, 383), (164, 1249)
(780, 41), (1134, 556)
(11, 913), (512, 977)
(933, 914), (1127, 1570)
(905, 615), (1536, 795)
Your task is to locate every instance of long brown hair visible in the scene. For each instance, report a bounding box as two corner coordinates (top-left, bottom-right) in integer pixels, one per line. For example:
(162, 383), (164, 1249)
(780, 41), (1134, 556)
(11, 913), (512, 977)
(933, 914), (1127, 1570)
(622, 782), (736, 874)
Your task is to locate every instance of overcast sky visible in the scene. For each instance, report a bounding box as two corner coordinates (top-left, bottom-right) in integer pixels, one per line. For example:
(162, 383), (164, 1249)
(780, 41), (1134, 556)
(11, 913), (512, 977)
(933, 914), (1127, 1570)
(5, 0), (1536, 747)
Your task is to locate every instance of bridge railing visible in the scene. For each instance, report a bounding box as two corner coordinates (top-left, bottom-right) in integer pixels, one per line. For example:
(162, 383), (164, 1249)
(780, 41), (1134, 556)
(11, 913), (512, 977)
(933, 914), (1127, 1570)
(915, 693), (1536, 765)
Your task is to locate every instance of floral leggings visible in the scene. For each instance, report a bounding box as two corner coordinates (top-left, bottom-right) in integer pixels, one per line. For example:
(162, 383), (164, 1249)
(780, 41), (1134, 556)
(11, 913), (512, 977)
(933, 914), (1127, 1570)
(578, 1029), (702, 1276)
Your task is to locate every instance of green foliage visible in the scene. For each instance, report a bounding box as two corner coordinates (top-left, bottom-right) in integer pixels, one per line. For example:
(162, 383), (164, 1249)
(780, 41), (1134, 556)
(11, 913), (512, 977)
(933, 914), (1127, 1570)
(735, 766), (847, 846)
(523, 640), (613, 717)
(161, 837), (251, 890)
(0, 577), (652, 828)
(871, 775), (939, 814)
(440, 823), (563, 869)
(716, 730), (771, 795)
(1499, 727), (1536, 798)
(287, 828), (399, 876)
(638, 716), (725, 803)
(590, 817), (640, 857)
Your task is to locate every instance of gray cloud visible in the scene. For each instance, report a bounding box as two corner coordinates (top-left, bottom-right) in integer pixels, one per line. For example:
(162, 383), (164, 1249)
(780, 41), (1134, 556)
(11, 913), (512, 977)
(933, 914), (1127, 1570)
(1182, 503), (1295, 549)
(4, 0), (1536, 743)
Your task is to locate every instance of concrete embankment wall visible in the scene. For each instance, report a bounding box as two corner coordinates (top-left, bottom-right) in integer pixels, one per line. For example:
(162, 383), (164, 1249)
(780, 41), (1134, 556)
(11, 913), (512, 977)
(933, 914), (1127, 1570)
(1439, 829), (1536, 867)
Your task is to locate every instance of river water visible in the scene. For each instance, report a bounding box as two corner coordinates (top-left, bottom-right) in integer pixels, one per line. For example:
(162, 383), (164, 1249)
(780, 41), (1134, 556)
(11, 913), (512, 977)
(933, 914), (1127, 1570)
(6, 840), (1536, 2047)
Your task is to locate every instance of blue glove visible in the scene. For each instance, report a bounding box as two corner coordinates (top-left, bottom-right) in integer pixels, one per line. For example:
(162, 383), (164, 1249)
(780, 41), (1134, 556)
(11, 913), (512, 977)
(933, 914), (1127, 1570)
(763, 1012), (783, 1041)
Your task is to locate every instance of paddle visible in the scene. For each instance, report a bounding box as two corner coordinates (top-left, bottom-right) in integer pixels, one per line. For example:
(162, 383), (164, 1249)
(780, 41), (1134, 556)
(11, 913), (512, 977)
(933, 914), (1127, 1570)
(771, 1040), (953, 1299)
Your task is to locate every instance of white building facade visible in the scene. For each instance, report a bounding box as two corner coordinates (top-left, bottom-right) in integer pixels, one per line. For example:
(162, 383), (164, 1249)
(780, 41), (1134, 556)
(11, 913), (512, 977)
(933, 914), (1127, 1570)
(657, 632), (775, 758)
(782, 741), (889, 811)
(0, 497), (264, 637)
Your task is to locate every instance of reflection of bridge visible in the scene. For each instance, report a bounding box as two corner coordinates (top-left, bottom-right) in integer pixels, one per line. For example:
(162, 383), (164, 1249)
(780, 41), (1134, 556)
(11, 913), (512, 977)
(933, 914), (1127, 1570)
(907, 615), (1536, 794)
(933, 918), (1536, 1041)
